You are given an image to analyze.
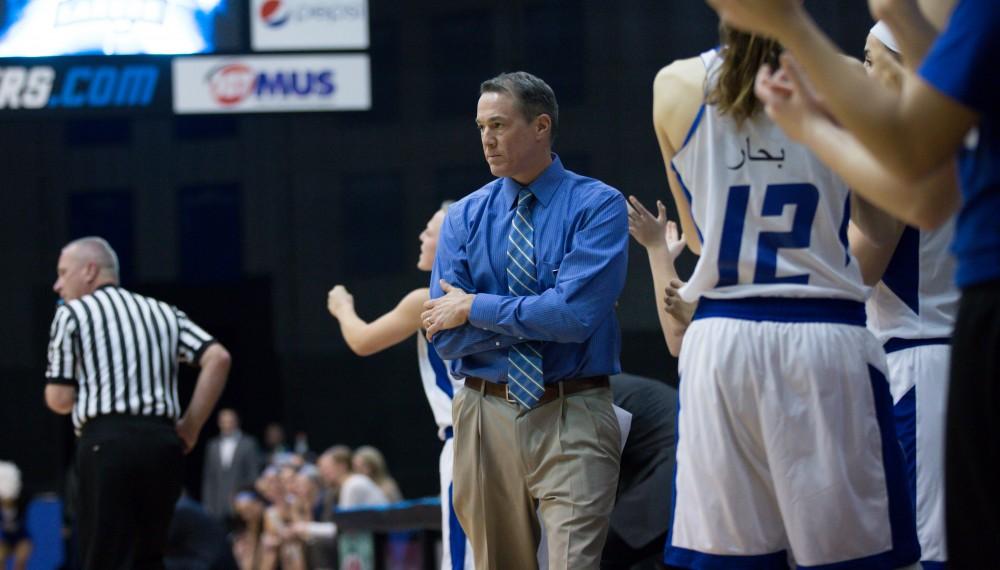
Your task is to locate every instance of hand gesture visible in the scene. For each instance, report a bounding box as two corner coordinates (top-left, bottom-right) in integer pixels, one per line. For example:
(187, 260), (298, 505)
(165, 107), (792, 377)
(663, 279), (696, 326)
(327, 285), (353, 319)
(755, 53), (827, 143)
(664, 219), (686, 263)
(628, 196), (669, 249)
(705, 0), (802, 38)
(422, 281), (473, 340)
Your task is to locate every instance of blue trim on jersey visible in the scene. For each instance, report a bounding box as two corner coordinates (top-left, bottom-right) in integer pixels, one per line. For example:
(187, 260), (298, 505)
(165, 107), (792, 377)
(669, 161), (705, 244)
(882, 226), (921, 315)
(693, 297), (866, 326)
(868, 365), (922, 568)
(427, 340), (454, 398)
(666, 546), (789, 570)
(796, 549), (906, 570)
(680, 104), (706, 150)
(884, 337), (951, 354)
(444, 426), (454, 440)
(920, 561), (946, 570)
(893, 386), (918, 524)
(839, 194), (851, 266)
(448, 482), (468, 570)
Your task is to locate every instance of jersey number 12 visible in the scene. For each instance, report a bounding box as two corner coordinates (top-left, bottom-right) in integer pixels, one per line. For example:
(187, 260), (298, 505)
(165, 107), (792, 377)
(717, 183), (819, 287)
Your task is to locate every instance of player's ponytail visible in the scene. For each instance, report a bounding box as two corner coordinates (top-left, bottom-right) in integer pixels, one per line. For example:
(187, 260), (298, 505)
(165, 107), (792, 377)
(708, 24), (782, 125)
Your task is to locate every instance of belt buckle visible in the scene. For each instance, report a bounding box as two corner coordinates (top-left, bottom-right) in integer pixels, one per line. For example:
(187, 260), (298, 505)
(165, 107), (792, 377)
(504, 384), (516, 404)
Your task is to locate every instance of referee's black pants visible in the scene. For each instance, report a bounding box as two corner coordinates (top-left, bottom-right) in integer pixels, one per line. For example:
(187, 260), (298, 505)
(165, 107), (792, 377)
(76, 414), (184, 570)
(947, 279), (1000, 569)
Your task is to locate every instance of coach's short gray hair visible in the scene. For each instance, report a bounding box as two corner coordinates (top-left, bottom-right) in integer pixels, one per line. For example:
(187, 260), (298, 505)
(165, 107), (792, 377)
(480, 71), (559, 145)
(66, 236), (120, 283)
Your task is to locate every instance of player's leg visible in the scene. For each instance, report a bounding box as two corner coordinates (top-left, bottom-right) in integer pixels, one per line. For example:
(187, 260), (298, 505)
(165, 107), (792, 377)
(887, 344), (949, 568)
(664, 318), (790, 570)
(762, 322), (919, 569)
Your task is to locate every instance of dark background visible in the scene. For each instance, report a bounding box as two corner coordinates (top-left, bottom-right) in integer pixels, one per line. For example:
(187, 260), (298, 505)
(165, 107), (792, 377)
(0, 0), (872, 502)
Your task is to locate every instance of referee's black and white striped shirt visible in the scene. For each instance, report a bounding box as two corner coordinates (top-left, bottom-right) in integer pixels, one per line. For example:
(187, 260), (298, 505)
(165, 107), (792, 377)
(45, 284), (216, 432)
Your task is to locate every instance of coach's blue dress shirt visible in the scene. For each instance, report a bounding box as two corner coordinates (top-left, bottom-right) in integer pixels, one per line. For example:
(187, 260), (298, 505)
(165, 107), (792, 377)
(430, 155), (628, 384)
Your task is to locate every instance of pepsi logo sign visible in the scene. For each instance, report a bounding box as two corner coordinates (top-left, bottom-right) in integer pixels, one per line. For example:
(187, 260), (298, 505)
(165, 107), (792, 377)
(260, 0), (290, 27)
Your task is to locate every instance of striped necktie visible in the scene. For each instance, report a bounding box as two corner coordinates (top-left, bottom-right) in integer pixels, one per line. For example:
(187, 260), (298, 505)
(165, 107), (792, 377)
(506, 188), (545, 407)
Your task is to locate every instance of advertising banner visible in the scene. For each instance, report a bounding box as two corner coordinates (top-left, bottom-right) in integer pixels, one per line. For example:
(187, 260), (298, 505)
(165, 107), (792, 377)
(0, 57), (171, 116)
(173, 53), (371, 114)
(251, 0), (368, 51)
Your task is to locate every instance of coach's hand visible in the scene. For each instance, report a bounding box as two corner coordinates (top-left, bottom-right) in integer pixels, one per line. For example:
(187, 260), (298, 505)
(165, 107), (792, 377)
(422, 280), (474, 341)
(175, 417), (200, 454)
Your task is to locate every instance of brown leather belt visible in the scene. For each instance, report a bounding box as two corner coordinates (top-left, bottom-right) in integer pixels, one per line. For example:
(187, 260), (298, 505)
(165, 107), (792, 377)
(464, 375), (609, 406)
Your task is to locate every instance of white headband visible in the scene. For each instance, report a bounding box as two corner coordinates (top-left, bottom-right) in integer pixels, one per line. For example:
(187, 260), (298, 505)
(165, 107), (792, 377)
(870, 21), (901, 54)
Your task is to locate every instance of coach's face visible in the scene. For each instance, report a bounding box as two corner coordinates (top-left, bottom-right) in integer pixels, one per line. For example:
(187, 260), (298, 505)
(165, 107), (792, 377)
(53, 245), (97, 302)
(477, 92), (550, 184)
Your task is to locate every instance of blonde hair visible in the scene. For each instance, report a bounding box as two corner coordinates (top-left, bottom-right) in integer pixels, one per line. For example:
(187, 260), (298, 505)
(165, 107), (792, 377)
(353, 445), (402, 500)
(707, 25), (782, 125)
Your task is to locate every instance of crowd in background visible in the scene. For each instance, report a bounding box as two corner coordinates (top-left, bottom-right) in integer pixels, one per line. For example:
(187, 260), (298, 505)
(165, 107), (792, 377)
(203, 410), (402, 570)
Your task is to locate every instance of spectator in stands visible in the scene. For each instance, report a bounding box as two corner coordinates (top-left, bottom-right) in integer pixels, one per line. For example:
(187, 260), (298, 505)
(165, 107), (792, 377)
(231, 489), (266, 570)
(352, 446), (403, 503)
(202, 409), (261, 524)
(261, 467), (305, 570)
(263, 423), (287, 465)
(0, 461), (31, 570)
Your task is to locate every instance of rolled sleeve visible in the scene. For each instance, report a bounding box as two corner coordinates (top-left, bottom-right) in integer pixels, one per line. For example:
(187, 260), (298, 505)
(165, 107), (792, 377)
(45, 305), (78, 385)
(176, 309), (215, 365)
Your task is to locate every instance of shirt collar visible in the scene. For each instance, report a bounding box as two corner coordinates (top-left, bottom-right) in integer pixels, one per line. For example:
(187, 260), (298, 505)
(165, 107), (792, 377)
(501, 153), (565, 210)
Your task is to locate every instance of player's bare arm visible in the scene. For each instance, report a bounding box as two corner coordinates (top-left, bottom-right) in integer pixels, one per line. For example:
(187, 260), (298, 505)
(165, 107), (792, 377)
(848, 194), (906, 286)
(653, 57), (707, 255)
(327, 285), (428, 356)
(627, 195), (691, 357)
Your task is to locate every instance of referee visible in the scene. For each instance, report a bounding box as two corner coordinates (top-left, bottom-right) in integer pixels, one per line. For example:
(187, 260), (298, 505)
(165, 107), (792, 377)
(44, 237), (231, 570)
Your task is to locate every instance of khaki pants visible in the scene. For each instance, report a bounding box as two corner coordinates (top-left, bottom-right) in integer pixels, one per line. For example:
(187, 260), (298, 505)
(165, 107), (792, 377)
(452, 383), (621, 570)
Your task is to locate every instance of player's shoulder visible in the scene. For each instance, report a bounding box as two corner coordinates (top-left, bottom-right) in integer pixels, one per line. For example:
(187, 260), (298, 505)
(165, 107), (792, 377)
(654, 54), (711, 150)
(654, 55), (708, 95)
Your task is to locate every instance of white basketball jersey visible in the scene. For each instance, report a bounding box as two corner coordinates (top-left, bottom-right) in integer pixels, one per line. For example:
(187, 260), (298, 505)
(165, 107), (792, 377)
(674, 50), (867, 303)
(417, 334), (462, 441)
(867, 220), (959, 342)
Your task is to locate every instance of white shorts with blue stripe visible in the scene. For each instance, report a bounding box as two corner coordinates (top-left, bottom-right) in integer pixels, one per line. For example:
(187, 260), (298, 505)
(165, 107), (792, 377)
(665, 298), (921, 569)
(884, 339), (950, 569)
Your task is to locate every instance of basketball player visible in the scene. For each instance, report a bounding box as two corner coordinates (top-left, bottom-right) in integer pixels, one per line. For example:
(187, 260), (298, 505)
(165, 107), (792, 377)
(652, 25), (920, 568)
(326, 203), (473, 570)
(754, 22), (957, 567)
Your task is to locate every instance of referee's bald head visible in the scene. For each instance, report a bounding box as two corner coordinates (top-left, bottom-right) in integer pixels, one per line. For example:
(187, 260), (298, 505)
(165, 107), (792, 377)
(64, 237), (120, 284)
(54, 237), (120, 301)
